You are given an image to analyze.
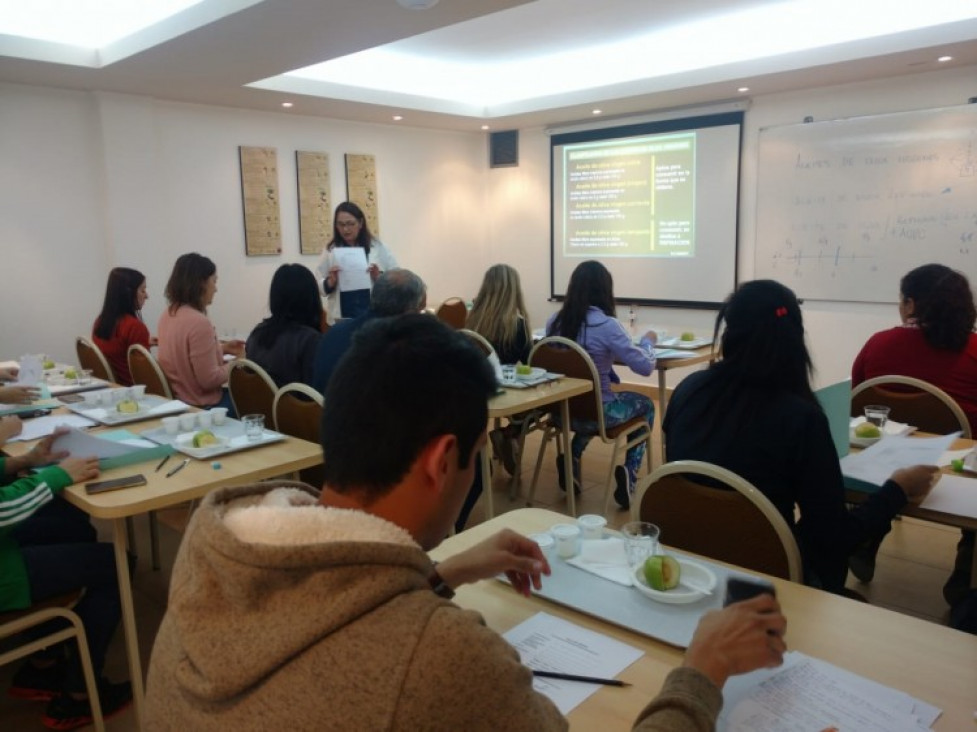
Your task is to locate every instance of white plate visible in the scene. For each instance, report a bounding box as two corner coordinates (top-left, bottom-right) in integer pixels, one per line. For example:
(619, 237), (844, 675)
(175, 432), (231, 459)
(632, 558), (716, 604)
(515, 366), (547, 381)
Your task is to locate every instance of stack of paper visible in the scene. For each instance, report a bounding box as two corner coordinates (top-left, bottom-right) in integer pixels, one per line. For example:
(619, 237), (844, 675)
(721, 652), (941, 731)
(841, 433), (959, 488)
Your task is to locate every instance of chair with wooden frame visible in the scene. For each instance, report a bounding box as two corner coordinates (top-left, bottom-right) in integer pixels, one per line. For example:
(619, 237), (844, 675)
(75, 337), (115, 383)
(126, 344), (173, 399)
(851, 375), (971, 438)
(525, 336), (653, 516)
(632, 460), (803, 582)
(272, 383), (325, 488)
(228, 358), (278, 425)
(0, 590), (105, 731)
(435, 297), (468, 330)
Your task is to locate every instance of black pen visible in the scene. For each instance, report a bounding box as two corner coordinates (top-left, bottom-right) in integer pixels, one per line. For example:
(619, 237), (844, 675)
(155, 455), (171, 473)
(531, 670), (630, 687)
(165, 458), (189, 478)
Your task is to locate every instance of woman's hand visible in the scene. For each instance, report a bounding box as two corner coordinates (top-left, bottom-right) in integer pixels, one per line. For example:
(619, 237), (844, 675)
(59, 456), (100, 484)
(27, 427), (70, 467)
(368, 263), (381, 283)
(0, 385), (40, 404)
(436, 529), (550, 597)
(326, 265), (341, 290)
(221, 340), (245, 358)
(890, 464), (941, 505)
(0, 365), (18, 382)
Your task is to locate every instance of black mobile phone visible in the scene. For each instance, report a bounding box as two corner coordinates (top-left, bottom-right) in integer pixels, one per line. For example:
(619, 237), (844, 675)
(85, 474), (148, 495)
(723, 576), (777, 607)
(21, 409), (52, 419)
(59, 394), (86, 404)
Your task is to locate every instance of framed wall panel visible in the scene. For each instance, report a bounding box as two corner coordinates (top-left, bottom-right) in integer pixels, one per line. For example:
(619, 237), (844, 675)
(239, 145), (282, 256)
(296, 151), (332, 255)
(344, 153), (380, 238)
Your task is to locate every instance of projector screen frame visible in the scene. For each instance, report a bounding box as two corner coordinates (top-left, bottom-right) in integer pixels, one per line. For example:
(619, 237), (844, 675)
(549, 110), (743, 310)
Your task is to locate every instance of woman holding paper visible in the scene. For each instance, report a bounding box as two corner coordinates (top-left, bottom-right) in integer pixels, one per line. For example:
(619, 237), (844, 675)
(157, 253), (240, 412)
(663, 279), (938, 595)
(92, 267), (151, 386)
(316, 201), (397, 323)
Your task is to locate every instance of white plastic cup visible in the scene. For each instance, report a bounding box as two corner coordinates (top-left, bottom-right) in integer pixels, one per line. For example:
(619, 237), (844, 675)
(130, 384), (147, 400)
(577, 514), (607, 541)
(551, 523), (581, 559)
(210, 407), (228, 425)
(197, 411), (213, 428)
(179, 413), (196, 431)
(529, 532), (555, 559)
(162, 416), (180, 435)
(242, 413), (265, 442)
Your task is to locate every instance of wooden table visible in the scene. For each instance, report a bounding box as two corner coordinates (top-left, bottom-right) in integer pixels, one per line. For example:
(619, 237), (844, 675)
(4, 413), (323, 729)
(484, 377), (593, 517)
(847, 435), (977, 586)
(432, 508), (977, 731)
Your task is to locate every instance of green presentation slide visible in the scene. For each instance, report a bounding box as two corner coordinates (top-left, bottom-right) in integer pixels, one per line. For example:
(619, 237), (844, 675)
(563, 132), (696, 257)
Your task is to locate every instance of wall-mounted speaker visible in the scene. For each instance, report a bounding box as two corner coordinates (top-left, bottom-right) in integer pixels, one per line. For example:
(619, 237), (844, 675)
(489, 130), (519, 168)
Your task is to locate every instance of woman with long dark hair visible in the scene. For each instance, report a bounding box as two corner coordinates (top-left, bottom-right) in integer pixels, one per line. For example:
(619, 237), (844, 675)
(315, 201), (397, 322)
(246, 264), (323, 388)
(546, 261), (656, 509)
(852, 263), (977, 619)
(664, 279), (937, 594)
(92, 267), (150, 386)
(157, 253), (241, 410)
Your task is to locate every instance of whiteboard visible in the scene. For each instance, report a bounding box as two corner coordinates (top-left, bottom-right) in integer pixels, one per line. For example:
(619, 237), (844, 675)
(755, 104), (977, 302)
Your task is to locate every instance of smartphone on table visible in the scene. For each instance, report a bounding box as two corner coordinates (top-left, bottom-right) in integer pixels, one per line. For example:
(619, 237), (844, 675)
(723, 576), (777, 606)
(85, 474), (148, 495)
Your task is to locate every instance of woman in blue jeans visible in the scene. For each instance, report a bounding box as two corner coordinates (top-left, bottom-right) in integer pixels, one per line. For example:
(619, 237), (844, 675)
(546, 261), (657, 509)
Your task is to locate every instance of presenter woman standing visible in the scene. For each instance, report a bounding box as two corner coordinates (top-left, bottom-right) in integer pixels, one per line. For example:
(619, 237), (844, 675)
(316, 202), (397, 323)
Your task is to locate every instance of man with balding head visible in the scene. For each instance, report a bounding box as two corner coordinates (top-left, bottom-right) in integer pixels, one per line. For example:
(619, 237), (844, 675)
(311, 267), (426, 393)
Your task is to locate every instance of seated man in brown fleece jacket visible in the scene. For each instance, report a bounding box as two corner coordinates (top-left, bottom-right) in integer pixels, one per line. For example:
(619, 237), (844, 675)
(146, 314), (787, 731)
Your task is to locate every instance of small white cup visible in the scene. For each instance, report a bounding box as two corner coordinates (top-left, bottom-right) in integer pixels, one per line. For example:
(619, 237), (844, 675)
(551, 523), (581, 559)
(577, 514), (607, 541)
(242, 413), (265, 442)
(162, 416), (180, 435)
(96, 391), (112, 406)
(77, 368), (93, 385)
(210, 407), (228, 426)
(83, 391), (101, 407)
(179, 413), (196, 431)
(529, 532), (555, 559)
(130, 384), (147, 400)
(197, 411), (213, 428)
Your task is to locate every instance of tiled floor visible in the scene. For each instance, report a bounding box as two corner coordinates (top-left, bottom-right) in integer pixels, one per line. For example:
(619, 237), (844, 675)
(0, 426), (961, 729)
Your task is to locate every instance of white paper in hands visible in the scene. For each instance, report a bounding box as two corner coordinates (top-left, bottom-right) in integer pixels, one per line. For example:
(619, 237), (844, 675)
(8, 415), (95, 442)
(15, 355), (42, 386)
(333, 248), (371, 292)
(51, 427), (147, 459)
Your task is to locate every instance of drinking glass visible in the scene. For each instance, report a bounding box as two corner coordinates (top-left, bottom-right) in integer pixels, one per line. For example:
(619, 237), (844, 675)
(621, 521), (660, 567)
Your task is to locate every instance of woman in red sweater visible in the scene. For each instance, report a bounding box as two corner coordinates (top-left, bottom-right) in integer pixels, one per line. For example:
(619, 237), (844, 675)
(851, 263), (976, 623)
(92, 267), (151, 386)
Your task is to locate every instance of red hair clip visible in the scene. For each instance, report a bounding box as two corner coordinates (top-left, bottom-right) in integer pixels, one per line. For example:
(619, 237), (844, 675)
(775, 306), (788, 317)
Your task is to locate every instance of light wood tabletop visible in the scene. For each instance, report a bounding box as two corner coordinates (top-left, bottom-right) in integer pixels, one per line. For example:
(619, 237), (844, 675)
(432, 508), (977, 732)
(482, 377), (593, 517)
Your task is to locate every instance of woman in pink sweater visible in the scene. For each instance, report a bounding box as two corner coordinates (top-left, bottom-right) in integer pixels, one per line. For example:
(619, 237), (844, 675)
(157, 253), (242, 411)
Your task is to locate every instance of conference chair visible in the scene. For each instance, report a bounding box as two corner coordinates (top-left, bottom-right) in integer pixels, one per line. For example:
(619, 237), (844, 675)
(435, 297), (467, 329)
(75, 337), (115, 383)
(525, 336), (653, 516)
(851, 375), (971, 438)
(272, 383), (325, 488)
(632, 460), (803, 582)
(0, 590), (105, 731)
(127, 344), (173, 399)
(228, 358), (278, 425)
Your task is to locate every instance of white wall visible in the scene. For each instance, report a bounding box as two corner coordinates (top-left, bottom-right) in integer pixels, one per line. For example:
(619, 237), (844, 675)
(2, 63), (975, 385)
(0, 84), (488, 363)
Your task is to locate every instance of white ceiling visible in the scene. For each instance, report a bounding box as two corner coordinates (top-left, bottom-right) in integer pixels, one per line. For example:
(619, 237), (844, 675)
(1, 0), (976, 132)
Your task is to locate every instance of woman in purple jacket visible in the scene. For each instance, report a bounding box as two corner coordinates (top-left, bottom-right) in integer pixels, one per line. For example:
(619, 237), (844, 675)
(546, 261), (656, 509)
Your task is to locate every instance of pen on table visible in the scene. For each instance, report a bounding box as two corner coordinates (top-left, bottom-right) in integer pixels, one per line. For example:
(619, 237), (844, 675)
(530, 670), (630, 687)
(165, 458), (189, 478)
(155, 454), (171, 473)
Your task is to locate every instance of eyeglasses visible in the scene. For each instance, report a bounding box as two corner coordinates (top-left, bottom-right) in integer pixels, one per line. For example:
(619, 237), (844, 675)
(336, 219), (361, 229)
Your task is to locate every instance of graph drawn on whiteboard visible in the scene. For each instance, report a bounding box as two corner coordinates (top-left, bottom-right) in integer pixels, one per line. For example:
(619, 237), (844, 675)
(755, 104), (977, 303)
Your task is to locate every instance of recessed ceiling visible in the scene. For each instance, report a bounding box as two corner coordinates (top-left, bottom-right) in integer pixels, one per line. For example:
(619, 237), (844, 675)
(0, 0), (975, 131)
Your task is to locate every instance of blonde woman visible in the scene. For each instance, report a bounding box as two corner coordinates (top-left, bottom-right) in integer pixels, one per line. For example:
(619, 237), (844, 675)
(466, 264), (532, 365)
